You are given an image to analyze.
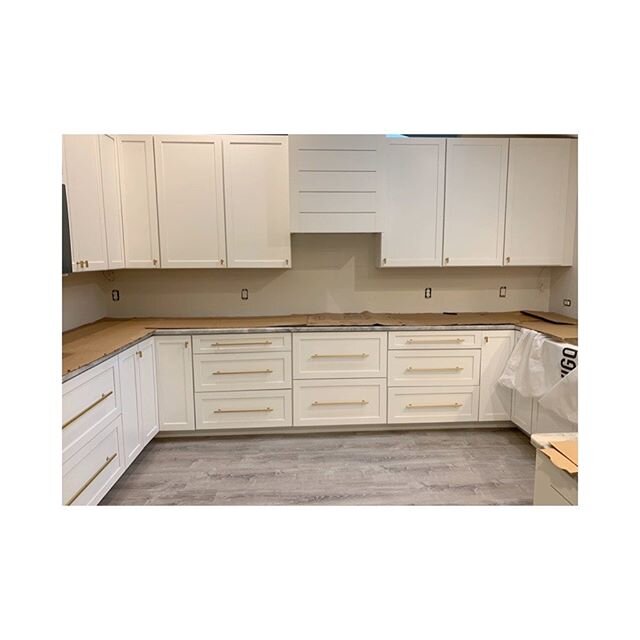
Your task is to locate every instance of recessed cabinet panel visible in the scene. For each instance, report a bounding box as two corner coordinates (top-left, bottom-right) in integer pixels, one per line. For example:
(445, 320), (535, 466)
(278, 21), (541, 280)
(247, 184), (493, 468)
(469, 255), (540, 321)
(380, 137), (446, 267)
(154, 136), (227, 268)
(223, 136), (291, 268)
(443, 138), (509, 266)
(99, 135), (125, 269)
(504, 138), (577, 266)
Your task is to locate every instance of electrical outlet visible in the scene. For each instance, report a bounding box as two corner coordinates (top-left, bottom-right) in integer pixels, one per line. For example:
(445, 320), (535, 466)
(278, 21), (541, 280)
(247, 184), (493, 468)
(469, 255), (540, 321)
(111, 289), (120, 302)
(563, 298), (572, 307)
(424, 287), (432, 299)
(499, 286), (507, 298)
(241, 288), (249, 301)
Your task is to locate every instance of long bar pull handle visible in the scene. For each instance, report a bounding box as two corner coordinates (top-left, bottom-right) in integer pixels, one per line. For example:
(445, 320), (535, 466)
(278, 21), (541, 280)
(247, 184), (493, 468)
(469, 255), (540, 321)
(214, 407), (273, 413)
(65, 453), (117, 505)
(406, 366), (463, 372)
(212, 369), (273, 375)
(211, 340), (272, 347)
(311, 353), (368, 358)
(62, 391), (114, 429)
(312, 400), (368, 406)
(406, 403), (462, 409)
(406, 338), (465, 344)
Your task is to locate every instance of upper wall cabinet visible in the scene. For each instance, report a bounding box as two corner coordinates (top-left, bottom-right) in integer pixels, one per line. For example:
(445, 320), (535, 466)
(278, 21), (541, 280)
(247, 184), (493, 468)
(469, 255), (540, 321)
(62, 135), (109, 272)
(116, 135), (160, 268)
(442, 138), (509, 266)
(98, 135), (126, 269)
(154, 136), (227, 268)
(504, 138), (577, 266)
(289, 135), (382, 233)
(379, 137), (445, 267)
(223, 136), (291, 268)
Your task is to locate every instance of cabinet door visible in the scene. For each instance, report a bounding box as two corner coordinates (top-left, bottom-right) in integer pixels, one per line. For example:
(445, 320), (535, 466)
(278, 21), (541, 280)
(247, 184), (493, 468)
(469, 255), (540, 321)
(511, 390), (533, 434)
(62, 135), (109, 271)
(136, 338), (159, 444)
(380, 137), (445, 267)
(443, 138), (509, 266)
(154, 136), (227, 268)
(223, 136), (291, 268)
(504, 138), (577, 266)
(118, 346), (142, 467)
(479, 330), (515, 421)
(116, 135), (160, 268)
(99, 135), (125, 269)
(155, 336), (195, 431)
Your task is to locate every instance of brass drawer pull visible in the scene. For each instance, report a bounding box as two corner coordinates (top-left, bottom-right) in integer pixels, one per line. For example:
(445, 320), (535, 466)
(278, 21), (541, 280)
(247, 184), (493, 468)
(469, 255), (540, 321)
(212, 369), (273, 375)
(65, 453), (117, 505)
(312, 400), (368, 406)
(406, 366), (463, 372)
(311, 353), (368, 358)
(214, 407), (273, 413)
(62, 391), (113, 430)
(406, 402), (462, 409)
(406, 338), (465, 344)
(211, 340), (272, 347)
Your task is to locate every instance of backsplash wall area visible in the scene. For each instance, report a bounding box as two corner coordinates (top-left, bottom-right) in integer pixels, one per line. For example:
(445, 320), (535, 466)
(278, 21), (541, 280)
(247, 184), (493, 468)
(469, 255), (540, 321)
(96, 234), (551, 319)
(62, 271), (109, 331)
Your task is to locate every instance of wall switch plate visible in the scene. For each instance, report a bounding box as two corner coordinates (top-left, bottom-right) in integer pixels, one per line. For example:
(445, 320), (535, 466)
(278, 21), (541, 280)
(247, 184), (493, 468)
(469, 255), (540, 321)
(241, 288), (249, 301)
(563, 298), (572, 307)
(111, 289), (120, 302)
(424, 287), (432, 299)
(499, 286), (507, 298)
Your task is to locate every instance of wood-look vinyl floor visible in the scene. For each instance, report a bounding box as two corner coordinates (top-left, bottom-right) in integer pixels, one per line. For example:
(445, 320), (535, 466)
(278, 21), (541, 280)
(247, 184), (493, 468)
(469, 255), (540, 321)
(100, 428), (535, 506)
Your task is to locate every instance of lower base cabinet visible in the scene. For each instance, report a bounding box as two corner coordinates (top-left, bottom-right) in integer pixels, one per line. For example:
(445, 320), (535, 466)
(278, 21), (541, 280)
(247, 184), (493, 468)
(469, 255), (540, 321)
(388, 386), (479, 424)
(479, 330), (514, 421)
(533, 449), (577, 505)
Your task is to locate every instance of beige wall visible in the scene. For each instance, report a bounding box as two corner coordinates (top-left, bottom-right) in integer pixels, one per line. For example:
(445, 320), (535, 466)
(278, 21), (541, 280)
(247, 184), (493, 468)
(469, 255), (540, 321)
(549, 220), (578, 319)
(103, 234), (551, 318)
(62, 272), (108, 331)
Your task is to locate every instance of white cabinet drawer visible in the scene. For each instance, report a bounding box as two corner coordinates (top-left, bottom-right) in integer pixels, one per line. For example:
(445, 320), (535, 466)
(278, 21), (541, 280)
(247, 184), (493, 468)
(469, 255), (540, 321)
(388, 330), (480, 350)
(62, 358), (120, 460)
(293, 379), (387, 427)
(388, 349), (480, 387)
(195, 390), (292, 430)
(293, 332), (387, 379)
(388, 386), (479, 424)
(193, 352), (292, 392)
(62, 416), (124, 506)
(192, 332), (291, 354)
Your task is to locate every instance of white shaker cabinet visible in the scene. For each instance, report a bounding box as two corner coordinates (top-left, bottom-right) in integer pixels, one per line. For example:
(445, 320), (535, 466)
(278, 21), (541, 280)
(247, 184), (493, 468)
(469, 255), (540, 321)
(442, 138), (509, 266)
(62, 135), (109, 271)
(98, 135), (126, 269)
(223, 136), (291, 268)
(154, 136), (227, 268)
(116, 135), (160, 268)
(155, 336), (195, 431)
(379, 137), (446, 267)
(511, 391), (534, 434)
(118, 338), (159, 467)
(478, 330), (515, 421)
(504, 138), (577, 266)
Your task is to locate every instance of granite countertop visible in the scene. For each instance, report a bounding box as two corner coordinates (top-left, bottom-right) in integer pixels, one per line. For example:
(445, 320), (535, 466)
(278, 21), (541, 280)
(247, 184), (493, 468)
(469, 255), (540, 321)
(62, 311), (578, 382)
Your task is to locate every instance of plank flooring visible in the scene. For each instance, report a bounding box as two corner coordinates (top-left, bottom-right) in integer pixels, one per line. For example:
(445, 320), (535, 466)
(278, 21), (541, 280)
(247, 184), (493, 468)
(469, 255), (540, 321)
(100, 428), (535, 506)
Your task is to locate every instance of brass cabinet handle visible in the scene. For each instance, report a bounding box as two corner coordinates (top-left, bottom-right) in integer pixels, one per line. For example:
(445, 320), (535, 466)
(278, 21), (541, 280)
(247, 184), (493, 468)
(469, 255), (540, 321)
(406, 402), (462, 409)
(311, 353), (368, 358)
(211, 340), (272, 347)
(505, 256), (511, 264)
(220, 258), (225, 265)
(312, 400), (368, 406)
(444, 257), (450, 264)
(84, 260), (89, 268)
(214, 407), (273, 413)
(152, 258), (158, 265)
(406, 366), (463, 372)
(212, 369), (273, 375)
(63, 391), (113, 429)
(65, 453), (117, 505)
(406, 338), (464, 344)
(185, 341), (189, 348)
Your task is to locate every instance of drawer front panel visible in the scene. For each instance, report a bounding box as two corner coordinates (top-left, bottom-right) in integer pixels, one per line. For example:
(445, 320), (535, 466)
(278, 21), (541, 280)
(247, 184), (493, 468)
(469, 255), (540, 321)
(388, 349), (480, 387)
(62, 359), (120, 460)
(388, 386), (479, 424)
(62, 416), (124, 506)
(293, 332), (387, 379)
(293, 379), (387, 426)
(195, 390), (292, 430)
(388, 331), (480, 350)
(192, 332), (291, 354)
(193, 352), (292, 392)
